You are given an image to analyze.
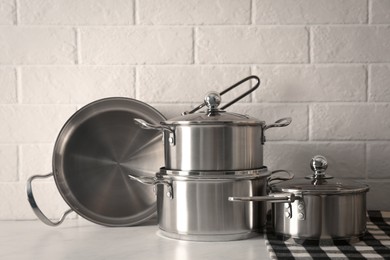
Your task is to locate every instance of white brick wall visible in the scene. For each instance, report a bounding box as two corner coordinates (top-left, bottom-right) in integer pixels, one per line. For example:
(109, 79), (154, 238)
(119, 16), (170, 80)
(1, 0), (390, 221)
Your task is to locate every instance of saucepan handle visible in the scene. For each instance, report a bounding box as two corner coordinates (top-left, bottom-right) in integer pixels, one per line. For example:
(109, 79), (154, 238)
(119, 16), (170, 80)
(26, 173), (73, 226)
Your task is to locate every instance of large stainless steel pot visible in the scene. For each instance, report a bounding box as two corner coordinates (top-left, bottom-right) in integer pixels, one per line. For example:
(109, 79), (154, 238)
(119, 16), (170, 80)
(129, 168), (293, 241)
(135, 76), (292, 171)
(230, 155), (370, 243)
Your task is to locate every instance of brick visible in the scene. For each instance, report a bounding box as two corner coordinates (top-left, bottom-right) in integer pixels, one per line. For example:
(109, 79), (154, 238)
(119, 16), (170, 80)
(264, 142), (365, 178)
(0, 183), (76, 220)
(0, 68), (17, 103)
(311, 104), (390, 140)
(20, 144), (53, 181)
(151, 104), (197, 119)
(138, 0), (250, 25)
(138, 66), (251, 103)
(0, 145), (17, 181)
(253, 65), (366, 102)
(0, 105), (76, 143)
(255, 0), (367, 24)
(19, 0), (133, 25)
(367, 143), (390, 179)
(197, 27), (308, 64)
(312, 26), (390, 63)
(364, 181), (390, 210)
(371, 0), (390, 24)
(80, 28), (193, 65)
(233, 104), (308, 141)
(369, 65), (390, 101)
(0, 27), (76, 65)
(22, 66), (134, 104)
(0, 0), (15, 24)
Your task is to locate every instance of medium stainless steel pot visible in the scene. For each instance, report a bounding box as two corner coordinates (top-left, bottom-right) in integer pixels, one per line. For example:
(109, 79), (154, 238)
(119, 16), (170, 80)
(134, 76), (292, 171)
(129, 168), (293, 241)
(230, 155), (370, 242)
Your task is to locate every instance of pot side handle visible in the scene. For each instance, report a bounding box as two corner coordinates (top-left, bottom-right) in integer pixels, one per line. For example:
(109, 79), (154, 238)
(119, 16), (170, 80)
(134, 118), (174, 133)
(229, 193), (297, 203)
(263, 117), (292, 131)
(26, 173), (73, 227)
(128, 174), (174, 199)
(268, 169), (294, 185)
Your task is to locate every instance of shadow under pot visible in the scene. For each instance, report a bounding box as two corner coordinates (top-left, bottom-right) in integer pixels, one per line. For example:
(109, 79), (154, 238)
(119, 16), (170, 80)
(129, 167), (293, 242)
(229, 155), (370, 243)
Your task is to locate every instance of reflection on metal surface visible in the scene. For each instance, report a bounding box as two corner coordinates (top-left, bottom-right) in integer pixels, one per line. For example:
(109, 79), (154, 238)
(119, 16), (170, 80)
(52, 98), (166, 226)
(176, 184), (188, 233)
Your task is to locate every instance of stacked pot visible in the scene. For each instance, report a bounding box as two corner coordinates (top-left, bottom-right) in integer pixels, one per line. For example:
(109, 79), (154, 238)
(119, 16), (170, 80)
(130, 76), (293, 241)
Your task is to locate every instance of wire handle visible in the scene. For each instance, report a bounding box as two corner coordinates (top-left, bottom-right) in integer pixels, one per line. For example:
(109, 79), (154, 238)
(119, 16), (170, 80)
(183, 75), (260, 115)
(26, 173), (73, 226)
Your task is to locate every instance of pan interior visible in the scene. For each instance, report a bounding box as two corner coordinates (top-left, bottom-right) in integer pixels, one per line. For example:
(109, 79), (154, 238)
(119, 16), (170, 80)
(53, 98), (165, 226)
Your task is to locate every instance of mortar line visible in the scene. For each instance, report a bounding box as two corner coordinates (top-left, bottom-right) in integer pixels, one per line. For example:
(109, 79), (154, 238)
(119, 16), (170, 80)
(14, 0), (19, 25)
(364, 142), (368, 180)
(134, 0), (139, 25)
(308, 26), (312, 64)
(134, 67), (138, 99)
(367, 0), (371, 24)
(16, 66), (22, 104)
(192, 27), (197, 64)
(75, 28), (81, 65)
(366, 64), (370, 102)
(308, 104), (312, 141)
(16, 144), (22, 182)
(250, 0), (255, 25)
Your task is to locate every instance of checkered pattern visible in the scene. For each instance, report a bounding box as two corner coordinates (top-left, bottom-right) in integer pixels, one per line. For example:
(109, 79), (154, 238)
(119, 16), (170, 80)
(265, 211), (390, 260)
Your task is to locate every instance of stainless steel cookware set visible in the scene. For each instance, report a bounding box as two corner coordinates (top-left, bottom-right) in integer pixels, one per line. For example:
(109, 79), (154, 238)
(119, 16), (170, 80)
(26, 75), (369, 244)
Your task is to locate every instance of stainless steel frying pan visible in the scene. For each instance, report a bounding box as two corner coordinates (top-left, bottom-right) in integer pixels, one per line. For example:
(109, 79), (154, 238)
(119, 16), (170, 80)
(27, 97), (166, 226)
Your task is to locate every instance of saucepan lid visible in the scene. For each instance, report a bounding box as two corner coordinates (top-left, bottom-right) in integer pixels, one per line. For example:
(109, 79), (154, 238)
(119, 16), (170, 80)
(271, 155), (369, 195)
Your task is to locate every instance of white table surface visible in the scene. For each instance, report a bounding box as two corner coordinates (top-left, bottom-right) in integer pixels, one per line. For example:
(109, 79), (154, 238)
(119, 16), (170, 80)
(1, 218), (270, 260)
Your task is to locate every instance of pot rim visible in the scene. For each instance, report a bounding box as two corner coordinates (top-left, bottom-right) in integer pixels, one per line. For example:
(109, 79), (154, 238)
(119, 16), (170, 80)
(159, 167), (271, 180)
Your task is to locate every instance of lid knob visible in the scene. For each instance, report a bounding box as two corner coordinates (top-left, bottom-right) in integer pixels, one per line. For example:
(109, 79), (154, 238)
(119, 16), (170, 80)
(204, 91), (221, 113)
(310, 155), (328, 177)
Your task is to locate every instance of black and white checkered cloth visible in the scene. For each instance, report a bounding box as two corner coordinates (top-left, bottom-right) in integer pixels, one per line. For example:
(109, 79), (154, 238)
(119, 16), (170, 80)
(265, 211), (390, 259)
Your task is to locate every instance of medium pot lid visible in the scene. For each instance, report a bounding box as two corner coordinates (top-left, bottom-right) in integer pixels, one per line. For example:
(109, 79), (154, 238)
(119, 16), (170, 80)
(271, 155), (369, 195)
(162, 92), (264, 126)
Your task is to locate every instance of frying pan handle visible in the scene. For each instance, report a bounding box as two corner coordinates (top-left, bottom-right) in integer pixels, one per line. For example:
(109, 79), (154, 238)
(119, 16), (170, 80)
(26, 173), (73, 226)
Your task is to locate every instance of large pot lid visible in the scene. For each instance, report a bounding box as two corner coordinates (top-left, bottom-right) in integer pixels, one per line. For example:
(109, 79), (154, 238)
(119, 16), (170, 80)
(271, 155), (369, 195)
(162, 92), (264, 126)
(52, 97), (165, 226)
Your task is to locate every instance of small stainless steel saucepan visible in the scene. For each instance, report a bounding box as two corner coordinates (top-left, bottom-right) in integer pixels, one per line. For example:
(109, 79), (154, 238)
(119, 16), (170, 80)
(230, 155), (370, 242)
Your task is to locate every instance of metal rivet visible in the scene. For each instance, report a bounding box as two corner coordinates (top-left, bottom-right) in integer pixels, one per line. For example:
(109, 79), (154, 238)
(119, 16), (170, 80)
(298, 213), (304, 220)
(285, 204), (290, 209)
(166, 191), (171, 198)
(298, 204), (304, 210)
(168, 137), (174, 143)
(285, 212), (291, 218)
